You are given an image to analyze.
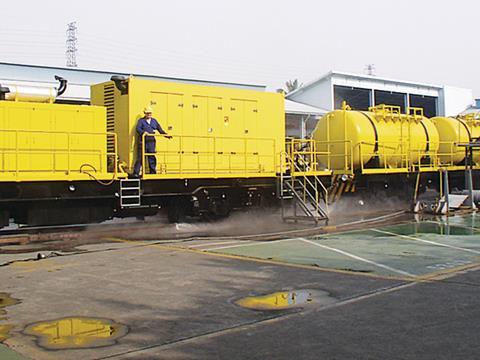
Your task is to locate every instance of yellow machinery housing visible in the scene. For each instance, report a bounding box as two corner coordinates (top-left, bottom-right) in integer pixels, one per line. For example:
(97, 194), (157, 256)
(311, 105), (440, 174)
(431, 114), (480, 166)
(0, 101), (112, 181)
(91, 77), (285, 179)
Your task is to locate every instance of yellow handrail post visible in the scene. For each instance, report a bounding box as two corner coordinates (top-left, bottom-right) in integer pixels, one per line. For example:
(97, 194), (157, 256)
(15, 130), (18, 177)
(114, 134), (118, 174)
(67, 132), (70, 175)
(244, 138), (247, 177)
(141, 133), (146, 178)
(180, 135), (183, 176)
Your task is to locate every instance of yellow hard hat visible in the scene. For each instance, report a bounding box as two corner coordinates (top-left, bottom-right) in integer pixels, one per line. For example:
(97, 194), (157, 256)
(143, 106), (153, 114)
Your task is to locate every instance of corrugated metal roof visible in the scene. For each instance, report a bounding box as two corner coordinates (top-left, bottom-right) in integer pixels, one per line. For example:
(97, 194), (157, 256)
(285, 99), (327, 115)
(0, 62), (265, 91)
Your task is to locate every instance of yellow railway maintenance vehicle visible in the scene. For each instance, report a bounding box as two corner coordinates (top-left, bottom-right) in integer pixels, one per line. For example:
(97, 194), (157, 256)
(0, 76), (285, 226)
(0, 74), (478, 228)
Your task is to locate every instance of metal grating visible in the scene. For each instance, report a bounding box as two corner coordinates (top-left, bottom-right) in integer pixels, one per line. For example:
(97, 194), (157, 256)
(104, 84), (115, 153)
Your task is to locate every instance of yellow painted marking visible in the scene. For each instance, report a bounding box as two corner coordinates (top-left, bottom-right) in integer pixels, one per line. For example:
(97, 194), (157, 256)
(372, 229), (480, 255)
(415, 262), (480, 281)
(10, 260), (70, 273)
(188, 240), (251, 248)
(204, 238), (298, 251)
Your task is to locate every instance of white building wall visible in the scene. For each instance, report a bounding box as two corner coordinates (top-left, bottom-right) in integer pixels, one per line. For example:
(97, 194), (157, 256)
(287, 72), (475, 118)
(440, 86), (474, 116)
(287, 78), (332, 110)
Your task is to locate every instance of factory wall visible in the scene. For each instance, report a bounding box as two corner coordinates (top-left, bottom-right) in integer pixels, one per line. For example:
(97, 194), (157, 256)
(440, 86), (474, 116)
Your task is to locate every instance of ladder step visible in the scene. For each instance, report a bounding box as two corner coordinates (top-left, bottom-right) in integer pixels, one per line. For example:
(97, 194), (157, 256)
(120, 188), (140, 194)
(120, 179), (141, 208)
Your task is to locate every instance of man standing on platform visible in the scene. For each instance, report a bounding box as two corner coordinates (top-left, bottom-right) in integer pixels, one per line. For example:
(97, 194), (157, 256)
(132, 106), (171, 177)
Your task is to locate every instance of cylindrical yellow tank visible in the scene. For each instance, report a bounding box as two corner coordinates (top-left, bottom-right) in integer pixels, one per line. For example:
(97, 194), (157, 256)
(312, 107), (440, 171)
(431, 116), (480, 165)
(2, 84), (57, 103)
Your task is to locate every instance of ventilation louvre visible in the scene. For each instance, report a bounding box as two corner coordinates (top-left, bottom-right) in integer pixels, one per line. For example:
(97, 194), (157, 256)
(104, 84), (115, 153)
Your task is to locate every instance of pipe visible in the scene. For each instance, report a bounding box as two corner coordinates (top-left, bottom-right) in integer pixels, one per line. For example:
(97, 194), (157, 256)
(0, 86), (10, 101)
(111, 75), (129, 95)
(54, 75), (67, 96)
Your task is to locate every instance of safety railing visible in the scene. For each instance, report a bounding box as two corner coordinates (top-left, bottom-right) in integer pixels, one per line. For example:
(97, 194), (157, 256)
(436, 141), (467, 168)
(280, 150), (328, 222)
(141, 133), (276, 176)
(285, 138), (353, 175)
(409, 147), (438, 171)
(357, 141), (409, 173)
(0, 129), (117, 176)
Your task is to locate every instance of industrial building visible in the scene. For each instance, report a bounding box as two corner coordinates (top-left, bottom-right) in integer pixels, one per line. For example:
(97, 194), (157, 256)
(287, 71), (474, 119)
(0, 62), (265, 104)
(0, 61), (325, 138)
(0, 63), (476, 138)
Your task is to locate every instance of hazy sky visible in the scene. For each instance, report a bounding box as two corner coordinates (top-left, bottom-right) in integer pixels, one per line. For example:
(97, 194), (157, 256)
(1, 0), (479, 96)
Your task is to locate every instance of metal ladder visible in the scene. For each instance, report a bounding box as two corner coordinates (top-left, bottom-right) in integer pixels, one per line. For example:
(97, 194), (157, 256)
(120, 179), (141, 208)
(279, 152), (329, 224)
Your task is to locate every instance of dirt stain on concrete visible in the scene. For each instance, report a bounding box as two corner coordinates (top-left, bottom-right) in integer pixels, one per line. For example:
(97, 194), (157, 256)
(24, 317), (128, 350)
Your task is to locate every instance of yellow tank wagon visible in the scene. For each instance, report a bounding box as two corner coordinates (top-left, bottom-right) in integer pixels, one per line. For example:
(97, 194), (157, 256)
(311, 104), (440, 175)
(431, 113), (480, 167)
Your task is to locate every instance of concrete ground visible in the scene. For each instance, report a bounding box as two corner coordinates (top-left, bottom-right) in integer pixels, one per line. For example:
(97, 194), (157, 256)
(0, 213), (479, 359)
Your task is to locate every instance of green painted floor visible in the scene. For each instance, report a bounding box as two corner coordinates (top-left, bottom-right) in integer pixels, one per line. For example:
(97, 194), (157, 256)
(0, 344), (27, 360)
(207, 214), (480, 278)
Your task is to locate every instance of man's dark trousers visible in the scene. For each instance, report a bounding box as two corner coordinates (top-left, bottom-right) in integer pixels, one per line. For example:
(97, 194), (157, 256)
(133, 139), (156, 175)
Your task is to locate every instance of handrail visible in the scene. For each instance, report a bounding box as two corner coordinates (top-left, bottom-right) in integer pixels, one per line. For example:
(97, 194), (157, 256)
(282, 150), (328, 218)
(141, 133), (277, 176)
(0, 129), (117, 175)
(286, 138), (353, 173)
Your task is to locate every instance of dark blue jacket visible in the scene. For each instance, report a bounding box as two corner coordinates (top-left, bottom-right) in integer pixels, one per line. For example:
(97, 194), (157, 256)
(136, 117), (166, 142)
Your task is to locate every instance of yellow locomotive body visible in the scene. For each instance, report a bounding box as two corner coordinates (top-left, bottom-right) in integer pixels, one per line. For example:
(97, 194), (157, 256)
(0, 100), (113, 182)
(91, 77), (285, 179)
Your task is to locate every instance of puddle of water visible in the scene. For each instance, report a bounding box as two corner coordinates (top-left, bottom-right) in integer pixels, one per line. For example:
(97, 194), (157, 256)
(386, 222), (477, 236)
(24, 317), (128, 350)
(0, 293), (20, 310)
(236, 289), (334, 311)
(0, 324), (14, 342)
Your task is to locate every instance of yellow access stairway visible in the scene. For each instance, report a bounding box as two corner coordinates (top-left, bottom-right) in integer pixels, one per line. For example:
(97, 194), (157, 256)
(279, 149), (329, 224)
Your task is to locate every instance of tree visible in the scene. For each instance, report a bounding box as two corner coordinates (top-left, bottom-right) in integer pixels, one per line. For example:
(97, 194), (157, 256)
(276, 79), (302, 94)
